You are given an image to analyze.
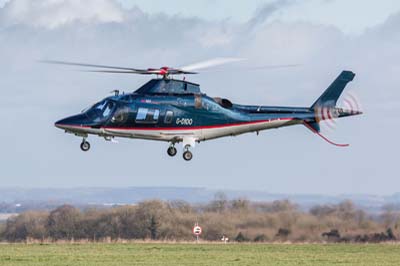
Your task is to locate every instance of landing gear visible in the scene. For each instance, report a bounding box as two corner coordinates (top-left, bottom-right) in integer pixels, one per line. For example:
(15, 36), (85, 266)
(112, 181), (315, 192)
(167, 146), (177, 157)
(183, 145), (193, 161)
(183, 150), (193, 161)
(167, 139), (195, 161)
(80, 140), (90, 152)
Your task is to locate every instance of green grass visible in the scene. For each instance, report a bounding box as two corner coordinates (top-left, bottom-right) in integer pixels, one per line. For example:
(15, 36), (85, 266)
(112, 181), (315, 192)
(0, 243), (399, 266)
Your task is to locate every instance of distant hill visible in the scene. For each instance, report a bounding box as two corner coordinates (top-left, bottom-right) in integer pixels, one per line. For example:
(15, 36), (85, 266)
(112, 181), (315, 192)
(0, 187), (397, 213)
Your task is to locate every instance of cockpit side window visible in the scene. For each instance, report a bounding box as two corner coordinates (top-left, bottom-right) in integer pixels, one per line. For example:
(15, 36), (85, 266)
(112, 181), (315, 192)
(94, 101), (107, 111)
(103, 102), (114, 117)
(86, 100), (116, 121)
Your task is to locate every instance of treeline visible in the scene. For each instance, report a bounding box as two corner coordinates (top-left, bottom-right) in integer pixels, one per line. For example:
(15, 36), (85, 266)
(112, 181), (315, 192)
(1, 195), (399, 243)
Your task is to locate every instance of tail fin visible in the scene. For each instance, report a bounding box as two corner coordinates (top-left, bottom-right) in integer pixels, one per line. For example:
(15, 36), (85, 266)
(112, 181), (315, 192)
(311, 71), (355, 109)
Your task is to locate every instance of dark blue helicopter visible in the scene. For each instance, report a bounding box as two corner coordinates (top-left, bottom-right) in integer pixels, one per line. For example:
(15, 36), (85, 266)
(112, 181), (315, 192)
(51, 59), (362, 161)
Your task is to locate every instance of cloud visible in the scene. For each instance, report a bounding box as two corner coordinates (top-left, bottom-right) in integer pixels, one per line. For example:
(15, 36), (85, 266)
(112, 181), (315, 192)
(0, 0), (124, 28)
(0, 0), (399, 194)
(246, 0), (295, 30)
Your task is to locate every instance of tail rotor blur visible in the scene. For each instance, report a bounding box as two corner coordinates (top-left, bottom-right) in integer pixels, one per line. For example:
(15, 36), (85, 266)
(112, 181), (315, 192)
(315, 91), (362, 133)
(341, 91), (363, 116)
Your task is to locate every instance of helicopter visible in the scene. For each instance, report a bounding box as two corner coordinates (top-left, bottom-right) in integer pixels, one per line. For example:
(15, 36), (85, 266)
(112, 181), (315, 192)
(50, 59), (362, 161)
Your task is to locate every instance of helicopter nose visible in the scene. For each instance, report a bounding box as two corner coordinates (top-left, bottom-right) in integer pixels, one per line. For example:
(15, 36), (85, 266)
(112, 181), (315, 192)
(55, 114), (88, 131)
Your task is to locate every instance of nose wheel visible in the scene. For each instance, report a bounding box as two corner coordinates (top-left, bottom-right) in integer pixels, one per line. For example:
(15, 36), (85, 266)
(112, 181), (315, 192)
(80, 140), (91, 152)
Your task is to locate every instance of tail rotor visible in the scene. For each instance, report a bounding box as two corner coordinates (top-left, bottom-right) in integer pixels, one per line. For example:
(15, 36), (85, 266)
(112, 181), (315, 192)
(315, 106), (339, 132)
(315, 91), (362, 133)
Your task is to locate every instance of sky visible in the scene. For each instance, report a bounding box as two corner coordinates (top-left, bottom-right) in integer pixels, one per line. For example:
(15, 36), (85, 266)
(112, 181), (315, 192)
(0, 0), (399, 195)
(117, 0), (400, 34)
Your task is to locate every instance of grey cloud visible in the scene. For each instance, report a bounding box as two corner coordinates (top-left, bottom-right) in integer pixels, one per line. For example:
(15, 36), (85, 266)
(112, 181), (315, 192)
(246, 0), (296, 30)
(0, 0), (124, 28)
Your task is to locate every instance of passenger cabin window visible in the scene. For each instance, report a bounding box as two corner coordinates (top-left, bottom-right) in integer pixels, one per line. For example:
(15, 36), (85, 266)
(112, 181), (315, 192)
(136, 108), (160, 123)
(164, 110), (174, 124)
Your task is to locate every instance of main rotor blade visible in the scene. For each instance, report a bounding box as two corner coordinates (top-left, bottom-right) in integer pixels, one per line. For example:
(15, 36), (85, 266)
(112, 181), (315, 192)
(167, 69), (198, 75)
(41, 60), (146, 73)
(41, 58), (298, 76)
(180, 57), (246, 72)
(84, 69), (197, 76)
(198, 63), (302, 73)
(85, 70), (151, 74)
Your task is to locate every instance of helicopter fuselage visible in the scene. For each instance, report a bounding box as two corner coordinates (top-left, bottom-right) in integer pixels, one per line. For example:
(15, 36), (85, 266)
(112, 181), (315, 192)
(55, 73), (361, 161)
(56, 93), (311, 142)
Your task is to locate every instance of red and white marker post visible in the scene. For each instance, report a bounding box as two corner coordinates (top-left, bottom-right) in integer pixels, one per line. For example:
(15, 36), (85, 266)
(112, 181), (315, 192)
(192, 223), (202, 243)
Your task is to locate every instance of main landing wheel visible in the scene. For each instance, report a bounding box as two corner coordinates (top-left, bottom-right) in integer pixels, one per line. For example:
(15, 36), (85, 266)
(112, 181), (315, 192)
(167, 146), (177, 157)
(183, 150), (193, 161)
(80, 141), (91, 152)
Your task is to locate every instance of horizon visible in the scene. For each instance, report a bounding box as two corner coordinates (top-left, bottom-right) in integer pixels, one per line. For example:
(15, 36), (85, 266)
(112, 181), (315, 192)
(0, 185), (400, 197)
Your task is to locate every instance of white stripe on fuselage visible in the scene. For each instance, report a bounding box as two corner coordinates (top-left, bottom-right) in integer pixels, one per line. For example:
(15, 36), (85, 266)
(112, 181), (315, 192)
(105, 119), (298, 141)
(58, 119), (300, 142)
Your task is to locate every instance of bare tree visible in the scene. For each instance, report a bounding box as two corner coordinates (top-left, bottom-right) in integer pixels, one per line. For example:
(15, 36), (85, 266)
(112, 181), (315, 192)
(3, 211), (47, 241)
(47, 205), (81, 240)
(207, 192), (228, 213)
(230, 198), (249, 212)
(1, 199), (398, 243)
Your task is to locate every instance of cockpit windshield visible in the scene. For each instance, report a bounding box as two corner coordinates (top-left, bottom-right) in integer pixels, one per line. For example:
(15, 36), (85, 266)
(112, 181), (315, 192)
(85, 100), (116, 122)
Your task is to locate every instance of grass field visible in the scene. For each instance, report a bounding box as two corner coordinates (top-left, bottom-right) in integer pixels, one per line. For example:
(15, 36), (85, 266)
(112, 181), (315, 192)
(0, 243), (400, 266)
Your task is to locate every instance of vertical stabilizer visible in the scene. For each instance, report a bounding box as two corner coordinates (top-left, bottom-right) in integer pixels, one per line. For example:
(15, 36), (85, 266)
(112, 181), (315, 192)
(311, 71), (355, 108)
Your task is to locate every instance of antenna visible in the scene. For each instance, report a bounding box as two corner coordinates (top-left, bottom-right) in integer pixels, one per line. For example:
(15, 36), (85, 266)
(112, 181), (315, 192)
(111, 90), (119, 96)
